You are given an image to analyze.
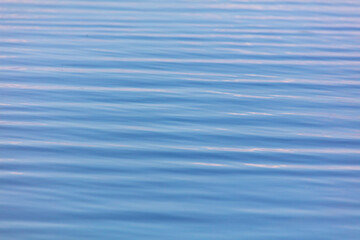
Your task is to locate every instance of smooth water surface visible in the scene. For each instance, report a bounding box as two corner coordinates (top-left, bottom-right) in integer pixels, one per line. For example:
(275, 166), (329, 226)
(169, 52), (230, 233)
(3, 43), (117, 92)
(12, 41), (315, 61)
(1, 0), (360, 239)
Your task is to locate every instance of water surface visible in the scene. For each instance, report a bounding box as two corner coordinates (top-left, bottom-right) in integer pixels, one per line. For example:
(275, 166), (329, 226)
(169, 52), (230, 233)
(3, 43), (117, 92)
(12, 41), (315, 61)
(1, 0), (360, 239)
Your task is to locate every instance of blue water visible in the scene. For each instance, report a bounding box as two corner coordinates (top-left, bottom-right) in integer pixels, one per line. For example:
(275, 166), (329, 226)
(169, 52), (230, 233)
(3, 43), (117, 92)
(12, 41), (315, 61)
(1, 0), (360, 239)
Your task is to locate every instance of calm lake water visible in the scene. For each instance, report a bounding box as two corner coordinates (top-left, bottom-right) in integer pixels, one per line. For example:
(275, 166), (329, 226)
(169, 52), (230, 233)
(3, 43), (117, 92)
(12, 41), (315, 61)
(1, 0), (360, 239)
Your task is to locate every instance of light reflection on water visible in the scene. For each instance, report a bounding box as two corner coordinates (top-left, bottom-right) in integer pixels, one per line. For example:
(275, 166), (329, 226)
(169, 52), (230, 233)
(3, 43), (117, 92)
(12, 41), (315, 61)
(1, 0), (360, 239)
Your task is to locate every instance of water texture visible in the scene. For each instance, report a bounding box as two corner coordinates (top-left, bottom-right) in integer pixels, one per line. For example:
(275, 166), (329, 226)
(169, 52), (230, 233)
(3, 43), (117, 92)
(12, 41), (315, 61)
(1, 0), (360, 239)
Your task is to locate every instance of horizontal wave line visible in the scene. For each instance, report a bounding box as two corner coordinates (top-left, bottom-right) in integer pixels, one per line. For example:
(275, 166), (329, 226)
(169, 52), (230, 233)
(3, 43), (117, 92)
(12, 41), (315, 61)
(3, 59), (360, 66)
(95, 58), (360, 65)
(191, 162), (360, 171)
(182, 78), (360, 85)
(2, 3), (360, 13)
(0, 84), (171, 92)
(227, 112), (360, 120)
(0, 67), (234, 76)
(177, 41), (360, 50)
(2, 25), (360, 36)
(1, 84), (359, 103)
(243, 163), (360, 170)
(2, 140), (360, 154)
